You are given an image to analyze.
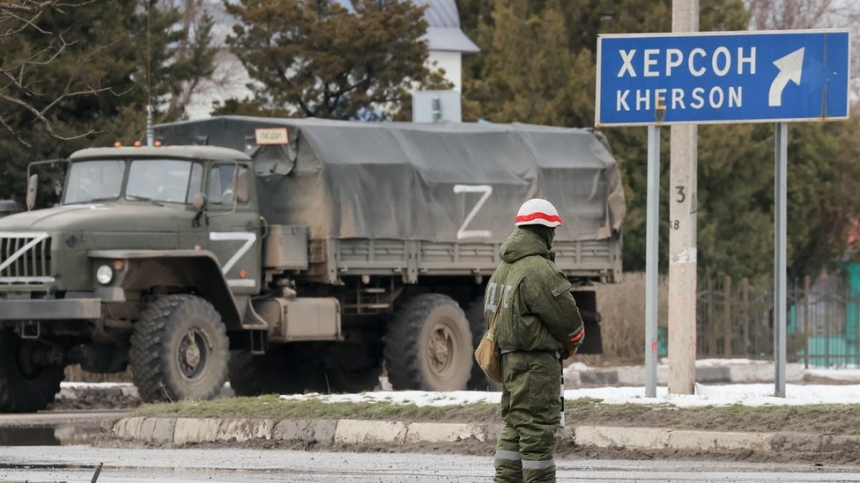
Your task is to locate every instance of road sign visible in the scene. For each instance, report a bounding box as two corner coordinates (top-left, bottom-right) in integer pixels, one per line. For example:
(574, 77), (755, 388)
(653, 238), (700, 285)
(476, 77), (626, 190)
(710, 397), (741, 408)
(596, 30), (850, 126)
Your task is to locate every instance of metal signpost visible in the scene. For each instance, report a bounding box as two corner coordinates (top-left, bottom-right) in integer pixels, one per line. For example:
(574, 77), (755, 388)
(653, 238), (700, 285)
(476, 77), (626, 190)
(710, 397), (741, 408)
(596, 29), (850, 398)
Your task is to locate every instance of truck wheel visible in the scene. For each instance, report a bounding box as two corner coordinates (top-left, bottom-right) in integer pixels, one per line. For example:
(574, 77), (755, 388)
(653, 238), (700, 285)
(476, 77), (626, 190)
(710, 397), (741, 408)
(228, 347), (305, 396)
(0, 330), (64, 413)
(130, 295), (229, 403)
(384, 293), (472, 391)
(465, 298), (503, 391)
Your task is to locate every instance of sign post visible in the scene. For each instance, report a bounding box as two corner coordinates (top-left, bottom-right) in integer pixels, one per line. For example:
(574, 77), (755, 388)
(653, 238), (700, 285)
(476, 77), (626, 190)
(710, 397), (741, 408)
(596, 29), (850, 398)
(645, 124), (660, 397)
(669, 0), (699, 397)
(774, 122), (788, 397)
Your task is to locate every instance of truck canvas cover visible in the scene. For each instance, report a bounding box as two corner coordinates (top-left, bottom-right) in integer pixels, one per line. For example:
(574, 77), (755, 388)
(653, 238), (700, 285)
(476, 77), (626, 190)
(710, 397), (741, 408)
(154, 116), (625, 244)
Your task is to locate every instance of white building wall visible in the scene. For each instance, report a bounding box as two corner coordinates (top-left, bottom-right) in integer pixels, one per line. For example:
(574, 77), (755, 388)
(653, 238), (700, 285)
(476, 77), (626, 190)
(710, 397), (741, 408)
(428, 50), (463, 92)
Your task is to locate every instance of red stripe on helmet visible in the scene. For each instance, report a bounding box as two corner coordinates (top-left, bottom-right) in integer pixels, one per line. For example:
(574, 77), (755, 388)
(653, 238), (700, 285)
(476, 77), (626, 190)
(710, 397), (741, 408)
(515, 212), (563, 225)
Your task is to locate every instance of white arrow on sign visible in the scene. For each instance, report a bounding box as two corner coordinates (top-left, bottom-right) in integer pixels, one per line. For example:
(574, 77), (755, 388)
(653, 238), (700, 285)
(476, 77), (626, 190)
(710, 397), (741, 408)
(768, 47), (805, 107)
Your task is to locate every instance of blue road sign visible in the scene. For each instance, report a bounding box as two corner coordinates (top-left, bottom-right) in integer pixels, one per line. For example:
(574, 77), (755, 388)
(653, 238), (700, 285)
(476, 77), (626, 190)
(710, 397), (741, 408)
(596, 30), (850, 126)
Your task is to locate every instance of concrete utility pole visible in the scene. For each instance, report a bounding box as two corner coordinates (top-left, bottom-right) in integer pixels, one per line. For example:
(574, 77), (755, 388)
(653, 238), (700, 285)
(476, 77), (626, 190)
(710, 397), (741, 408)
(668, 0), (698, 395)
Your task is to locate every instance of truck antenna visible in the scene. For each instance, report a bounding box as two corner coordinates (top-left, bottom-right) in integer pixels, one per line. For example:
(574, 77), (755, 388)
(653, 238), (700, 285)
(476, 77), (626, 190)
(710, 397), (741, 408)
(145, 0), (154, 147)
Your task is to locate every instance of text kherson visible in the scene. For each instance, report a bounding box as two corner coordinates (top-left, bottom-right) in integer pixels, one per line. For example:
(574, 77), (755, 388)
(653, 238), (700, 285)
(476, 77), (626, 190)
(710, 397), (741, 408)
(612, 46), (756, 112)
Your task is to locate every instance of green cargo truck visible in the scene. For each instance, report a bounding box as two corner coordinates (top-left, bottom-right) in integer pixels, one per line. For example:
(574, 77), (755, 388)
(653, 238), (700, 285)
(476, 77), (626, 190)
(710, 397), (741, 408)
(0, 117), (624, 412)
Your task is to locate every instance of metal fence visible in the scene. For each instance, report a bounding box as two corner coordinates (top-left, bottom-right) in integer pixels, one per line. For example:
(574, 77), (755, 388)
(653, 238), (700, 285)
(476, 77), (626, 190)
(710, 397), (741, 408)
(696, 275), (860, 368)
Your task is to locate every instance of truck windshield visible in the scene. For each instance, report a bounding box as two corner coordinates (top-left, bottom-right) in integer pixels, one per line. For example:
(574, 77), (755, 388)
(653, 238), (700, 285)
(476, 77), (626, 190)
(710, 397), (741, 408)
(63, 160), (125, 204)
(126, 159), (202, 204)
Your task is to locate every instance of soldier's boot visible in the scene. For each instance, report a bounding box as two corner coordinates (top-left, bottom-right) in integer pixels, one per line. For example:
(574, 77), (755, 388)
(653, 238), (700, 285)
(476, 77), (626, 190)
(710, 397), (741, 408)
(522, 457), (556, 483)
(494, 425), (523, 483)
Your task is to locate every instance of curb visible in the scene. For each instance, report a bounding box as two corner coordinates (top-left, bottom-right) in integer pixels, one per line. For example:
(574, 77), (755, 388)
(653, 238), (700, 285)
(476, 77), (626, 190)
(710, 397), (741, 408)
(109, 417), (860, 453)
(111, 417), (494, 445)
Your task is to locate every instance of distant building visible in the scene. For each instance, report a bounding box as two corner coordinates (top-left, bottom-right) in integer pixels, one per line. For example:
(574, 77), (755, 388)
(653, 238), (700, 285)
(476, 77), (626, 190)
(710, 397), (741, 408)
(184, 0), (477, 119)
(412, 0), (480, 91)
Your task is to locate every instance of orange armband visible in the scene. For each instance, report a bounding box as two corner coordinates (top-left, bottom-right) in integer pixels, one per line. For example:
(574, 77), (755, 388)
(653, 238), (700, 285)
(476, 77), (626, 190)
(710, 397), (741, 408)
(569, 326), (584, 345)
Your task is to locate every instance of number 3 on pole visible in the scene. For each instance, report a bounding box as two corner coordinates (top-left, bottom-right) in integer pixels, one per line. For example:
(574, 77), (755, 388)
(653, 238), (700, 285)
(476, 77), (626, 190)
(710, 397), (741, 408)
(453, 185), (492, 240)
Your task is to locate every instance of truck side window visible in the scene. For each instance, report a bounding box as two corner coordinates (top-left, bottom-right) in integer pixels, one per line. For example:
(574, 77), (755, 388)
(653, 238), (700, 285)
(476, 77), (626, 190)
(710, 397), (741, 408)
(186, 163), (203, 204)
(235, 167), (250, 203)
(208, 164), (250, 205)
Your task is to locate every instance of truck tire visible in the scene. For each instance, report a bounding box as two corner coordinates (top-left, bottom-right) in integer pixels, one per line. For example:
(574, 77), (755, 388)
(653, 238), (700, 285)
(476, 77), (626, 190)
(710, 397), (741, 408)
(228, 347), (306, 396)
(464, 298), (503, 391)
(384, 293), (472, 391)
(130, 295), (229, 403)
(0, 330), (64, 413)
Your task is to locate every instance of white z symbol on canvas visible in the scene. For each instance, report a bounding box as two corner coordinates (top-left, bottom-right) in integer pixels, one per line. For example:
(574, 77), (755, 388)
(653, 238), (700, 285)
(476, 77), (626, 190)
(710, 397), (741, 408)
(454, 184), (492, 240)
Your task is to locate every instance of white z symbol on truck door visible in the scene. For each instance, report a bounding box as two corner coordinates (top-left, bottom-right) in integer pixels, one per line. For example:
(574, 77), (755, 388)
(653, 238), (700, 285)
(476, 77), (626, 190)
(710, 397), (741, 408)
(210, 232), (256, 287)
(453, 184), (492, 240)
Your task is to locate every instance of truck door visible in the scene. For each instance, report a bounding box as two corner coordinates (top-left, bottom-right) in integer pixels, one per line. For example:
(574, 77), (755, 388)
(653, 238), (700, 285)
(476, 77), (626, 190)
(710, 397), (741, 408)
(206, 162), (261, 295)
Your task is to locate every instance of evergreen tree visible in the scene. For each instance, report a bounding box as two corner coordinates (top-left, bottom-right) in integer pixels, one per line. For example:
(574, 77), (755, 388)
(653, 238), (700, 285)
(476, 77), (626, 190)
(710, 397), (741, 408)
(461, 0), (592, 127)
(223, 0), (448, 120)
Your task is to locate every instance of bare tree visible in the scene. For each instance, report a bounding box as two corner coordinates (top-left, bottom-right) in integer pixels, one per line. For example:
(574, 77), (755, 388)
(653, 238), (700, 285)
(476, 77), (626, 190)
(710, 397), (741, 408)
(747, 0), (833, 30)
(747, 0), (860, 101)
(0, 0), (111, 145)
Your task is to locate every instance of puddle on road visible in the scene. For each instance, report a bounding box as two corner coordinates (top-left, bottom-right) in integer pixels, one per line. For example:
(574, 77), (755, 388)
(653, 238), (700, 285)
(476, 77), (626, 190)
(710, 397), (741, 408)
(0, 424), (101, 446)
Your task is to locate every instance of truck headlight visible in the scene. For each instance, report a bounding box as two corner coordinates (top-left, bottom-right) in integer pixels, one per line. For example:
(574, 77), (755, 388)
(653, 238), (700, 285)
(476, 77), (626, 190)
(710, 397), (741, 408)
(96, 265), (114, 285)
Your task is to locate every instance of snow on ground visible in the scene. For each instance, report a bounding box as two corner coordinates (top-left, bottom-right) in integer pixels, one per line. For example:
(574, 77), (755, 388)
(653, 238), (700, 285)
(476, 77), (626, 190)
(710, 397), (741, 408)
(277, 356), (860, 408)
(806, 368), (860, 380)
(61, 359), (860, 408)
(278, 383), (860, 408)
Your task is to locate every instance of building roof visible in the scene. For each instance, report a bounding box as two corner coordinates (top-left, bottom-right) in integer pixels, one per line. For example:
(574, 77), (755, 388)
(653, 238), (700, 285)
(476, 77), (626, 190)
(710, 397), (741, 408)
(424, 26), (479, 53)
(412, 0), (461, 28)
(414, 0), (479, 53)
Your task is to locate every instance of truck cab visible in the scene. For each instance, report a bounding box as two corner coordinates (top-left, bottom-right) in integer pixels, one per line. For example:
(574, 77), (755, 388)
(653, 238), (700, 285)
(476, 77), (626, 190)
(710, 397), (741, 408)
(0, 146), (264, 412)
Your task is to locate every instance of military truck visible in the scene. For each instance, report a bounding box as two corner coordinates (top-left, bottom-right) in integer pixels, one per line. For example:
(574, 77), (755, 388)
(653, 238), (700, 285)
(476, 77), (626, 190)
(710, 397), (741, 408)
(0, 117), (624, 412)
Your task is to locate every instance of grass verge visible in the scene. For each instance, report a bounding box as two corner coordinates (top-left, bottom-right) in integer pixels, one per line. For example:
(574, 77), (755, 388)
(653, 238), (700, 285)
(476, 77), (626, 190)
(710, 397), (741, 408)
(133, 394), (500, 423)
(132, 395), (860, 435)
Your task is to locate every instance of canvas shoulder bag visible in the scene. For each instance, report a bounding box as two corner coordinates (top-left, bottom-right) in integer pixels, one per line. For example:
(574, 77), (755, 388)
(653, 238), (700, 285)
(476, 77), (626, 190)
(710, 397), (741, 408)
(474, 263), (516, 384)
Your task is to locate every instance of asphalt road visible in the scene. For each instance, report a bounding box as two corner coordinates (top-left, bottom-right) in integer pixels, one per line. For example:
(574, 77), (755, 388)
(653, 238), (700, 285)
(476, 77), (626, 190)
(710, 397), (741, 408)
(2, 447), (860, 483)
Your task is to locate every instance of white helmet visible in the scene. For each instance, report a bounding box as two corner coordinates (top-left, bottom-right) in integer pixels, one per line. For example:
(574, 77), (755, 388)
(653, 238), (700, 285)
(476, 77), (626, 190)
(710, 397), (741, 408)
(515, 198), (563, 227)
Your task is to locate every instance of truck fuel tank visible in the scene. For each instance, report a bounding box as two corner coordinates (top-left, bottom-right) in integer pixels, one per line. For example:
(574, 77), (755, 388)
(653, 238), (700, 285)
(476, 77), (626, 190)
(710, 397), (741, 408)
(254, 296), (341, 342)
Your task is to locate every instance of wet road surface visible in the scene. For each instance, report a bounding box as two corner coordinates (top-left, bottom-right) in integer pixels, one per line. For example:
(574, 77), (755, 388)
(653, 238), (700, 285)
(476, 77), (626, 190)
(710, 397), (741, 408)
(0, 410), (126, 447)
(2, 446), (860, 482)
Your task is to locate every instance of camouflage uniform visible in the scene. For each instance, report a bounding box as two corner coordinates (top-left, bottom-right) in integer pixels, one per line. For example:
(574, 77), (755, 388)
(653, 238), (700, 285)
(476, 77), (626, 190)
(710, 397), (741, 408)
(484, 226), (584, 483)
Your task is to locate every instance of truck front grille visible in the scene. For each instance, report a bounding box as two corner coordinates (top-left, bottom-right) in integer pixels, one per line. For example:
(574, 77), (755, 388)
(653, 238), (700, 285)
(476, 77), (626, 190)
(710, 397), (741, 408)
(0, 233), (53, 284)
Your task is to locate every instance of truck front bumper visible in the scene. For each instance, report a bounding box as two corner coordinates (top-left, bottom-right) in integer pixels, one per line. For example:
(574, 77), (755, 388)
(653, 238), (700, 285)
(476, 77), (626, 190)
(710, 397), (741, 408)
(0, 299), (101, 320)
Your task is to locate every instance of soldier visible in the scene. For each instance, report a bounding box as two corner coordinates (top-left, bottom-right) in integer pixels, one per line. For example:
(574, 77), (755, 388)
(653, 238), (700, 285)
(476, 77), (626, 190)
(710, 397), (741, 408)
(485, 198), (585, 483)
